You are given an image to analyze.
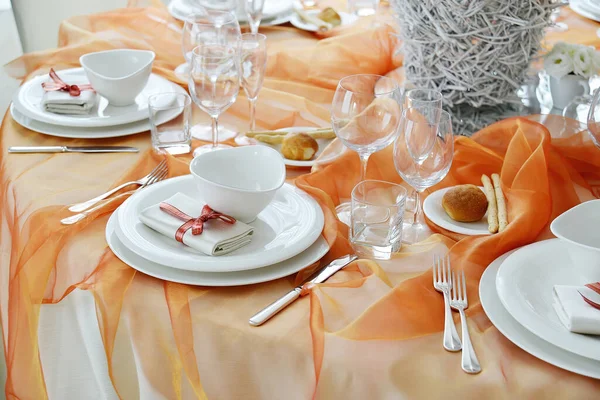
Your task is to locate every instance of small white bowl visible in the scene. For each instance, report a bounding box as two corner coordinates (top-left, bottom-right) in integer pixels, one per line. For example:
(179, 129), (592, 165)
(80, 49), (155, 106)
(551, 199), (600, 271)
(189, 146), (286, 223)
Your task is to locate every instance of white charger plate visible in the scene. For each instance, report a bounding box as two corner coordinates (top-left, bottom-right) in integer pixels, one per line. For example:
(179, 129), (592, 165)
(168, 0), (293, 23)
(12, 68), (179, 128)
(480, 248), (600, 379)
(289, 10), (358, 32)
(253, 127), (342, 167)
(10, 99), (182, 139)
(496, 239), (600, 361)
(107, 213), (329, 286)
(116, 175), (325, 272)
(423, 186), (490, 236)
(570, 0), (600, 22)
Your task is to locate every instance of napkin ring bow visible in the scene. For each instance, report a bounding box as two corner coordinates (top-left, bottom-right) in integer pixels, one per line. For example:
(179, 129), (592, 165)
(579, 282), (600, 311)
(42, 68), (94, 97)
(159, 202), (236, 243)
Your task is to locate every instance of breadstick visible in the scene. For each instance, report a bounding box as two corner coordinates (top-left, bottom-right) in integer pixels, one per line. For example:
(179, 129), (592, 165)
(307, 130), (336, 139)
(246, 128), (333, 138)
(253, 134), (284, 144)
(491, 174), (508, 232)
(481, 174), (499, 233)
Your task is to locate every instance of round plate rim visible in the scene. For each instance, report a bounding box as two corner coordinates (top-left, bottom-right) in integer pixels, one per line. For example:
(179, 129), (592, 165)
(289, 10), (357, 32)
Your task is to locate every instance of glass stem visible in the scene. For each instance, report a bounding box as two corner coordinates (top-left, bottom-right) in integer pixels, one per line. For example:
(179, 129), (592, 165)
(211, 116), (219, 148)
(249, 17), (260, 34)
(359, 152), (370, 181)
(414, 190), (424, 225)
(249, 98), (257, 131)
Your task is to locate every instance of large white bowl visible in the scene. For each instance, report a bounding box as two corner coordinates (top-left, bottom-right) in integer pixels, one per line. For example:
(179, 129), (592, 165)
(550, 199), (600, 270)
(80, 49), (155, 106)
(189, 146), (286, 223)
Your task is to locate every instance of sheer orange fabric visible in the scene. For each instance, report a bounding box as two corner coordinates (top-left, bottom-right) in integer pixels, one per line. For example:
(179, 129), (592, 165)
(1, 3), (600, 399)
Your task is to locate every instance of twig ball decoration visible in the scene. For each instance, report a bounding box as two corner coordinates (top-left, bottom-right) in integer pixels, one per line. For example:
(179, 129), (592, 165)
(392, 0), (557, 109)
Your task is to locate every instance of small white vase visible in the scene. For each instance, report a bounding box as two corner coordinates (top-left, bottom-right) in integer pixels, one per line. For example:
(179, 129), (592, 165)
(550, 74), (590, 110)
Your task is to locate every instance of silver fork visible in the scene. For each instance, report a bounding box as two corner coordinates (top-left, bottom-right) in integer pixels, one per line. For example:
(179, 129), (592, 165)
(433, 255), (462, 352)
(68, 159), (168, 212)
(450, 269), (482, 374)
(60, 168), (168, 225)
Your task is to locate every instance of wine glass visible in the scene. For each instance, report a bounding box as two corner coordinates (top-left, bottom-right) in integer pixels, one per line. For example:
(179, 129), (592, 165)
(245, 0), (266, 34)
(587, 87), (600, 148)
(236, 33), (267, 145)
(393, 107), (454, 244)
(189, 44), (240, 156)
(331, 74), (403, 224)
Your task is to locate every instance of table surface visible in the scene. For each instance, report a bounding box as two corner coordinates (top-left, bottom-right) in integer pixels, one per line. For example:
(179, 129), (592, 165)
(2, 2), (600, 399)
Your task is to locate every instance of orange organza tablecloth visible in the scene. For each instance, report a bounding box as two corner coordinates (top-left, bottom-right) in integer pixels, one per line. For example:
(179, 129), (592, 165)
(2, 2), (600, 399)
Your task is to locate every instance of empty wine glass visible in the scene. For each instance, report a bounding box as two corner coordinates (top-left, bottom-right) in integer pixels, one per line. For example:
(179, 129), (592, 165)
(331, 74), (403, 224)
(245, 0), (266, 34)
(189, 44), (240, 156)
(235, 33), (267, 145)
(587, 87), (600, 148)
(393, 107), (454, 244)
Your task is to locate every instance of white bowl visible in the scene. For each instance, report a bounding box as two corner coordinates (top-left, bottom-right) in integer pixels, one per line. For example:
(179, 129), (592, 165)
(189, 146), (286, 223)
(550, 199), (600, 271)
(80, 49), (155, 106)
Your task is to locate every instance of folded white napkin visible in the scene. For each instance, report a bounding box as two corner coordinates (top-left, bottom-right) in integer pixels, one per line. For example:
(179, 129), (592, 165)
(139, 193), (254, 256)
(41, 90), (96, 115)
(552, 285), (600, 335)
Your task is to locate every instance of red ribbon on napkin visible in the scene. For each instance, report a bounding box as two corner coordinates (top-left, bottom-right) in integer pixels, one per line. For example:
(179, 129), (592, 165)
(41, 68), (94, 97)
(579, 282), (600, 311)
(159, 202), (236, 243)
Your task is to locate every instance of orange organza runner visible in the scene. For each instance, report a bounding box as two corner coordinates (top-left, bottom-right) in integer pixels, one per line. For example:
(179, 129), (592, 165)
(2, 3), (600, 399)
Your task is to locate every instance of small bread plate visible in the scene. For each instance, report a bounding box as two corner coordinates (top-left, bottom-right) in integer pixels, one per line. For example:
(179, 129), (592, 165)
(289, 9), (358, 32)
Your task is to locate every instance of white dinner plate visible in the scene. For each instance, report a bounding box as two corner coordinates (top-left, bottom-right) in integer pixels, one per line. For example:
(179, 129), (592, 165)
(253, 127), (341, 168)
(12, 68), (179, 128)
(480, 248), (600, 379)
(10, 99), (182, 139)
(107, 213), (329, 286)
(168, 0), (293, 23)
(423, 186), (490, 236)
(496, 239), (600, 361)
(289, 10), (358, 32)
(570, 0), (600, 22)
(116, 175), (325, 272)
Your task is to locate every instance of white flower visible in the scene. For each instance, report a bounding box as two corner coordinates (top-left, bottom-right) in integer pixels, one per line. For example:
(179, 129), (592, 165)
(544, 47), (573, 78)
(572, 46), (594, 78)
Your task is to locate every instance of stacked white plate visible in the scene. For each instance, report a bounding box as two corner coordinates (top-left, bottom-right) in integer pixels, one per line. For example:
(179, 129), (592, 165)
(571, 0), (600, 22)
(106, 174), (328, 286)
(168, 0), (295, 27)
(480, 239), (600, 379)
(11, 68), (187, 139)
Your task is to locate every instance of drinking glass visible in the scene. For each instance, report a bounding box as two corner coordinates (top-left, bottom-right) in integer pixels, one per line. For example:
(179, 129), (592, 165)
(587, 88), (600, 148)
(393, 107), (454, 244)
(189, 44), (240, 156)
(331, 74), (403, 224)
(245, 0), (266, 34)
(351, 180), (408, 260)
(236, 33), (266, 144)
(149, 93), (192, 155)
(347, 0), (379, 17)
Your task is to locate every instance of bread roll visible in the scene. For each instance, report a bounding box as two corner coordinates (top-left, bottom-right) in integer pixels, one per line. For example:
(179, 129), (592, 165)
(281, 133), (319, 161)
(442, 184), (488, 222)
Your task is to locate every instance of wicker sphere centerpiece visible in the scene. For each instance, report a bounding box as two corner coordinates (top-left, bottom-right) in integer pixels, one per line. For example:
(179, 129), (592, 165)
(392, 0), (557, 134)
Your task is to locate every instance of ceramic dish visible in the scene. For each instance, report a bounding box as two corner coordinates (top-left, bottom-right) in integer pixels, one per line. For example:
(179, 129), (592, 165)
(423, 186), (490, 236)
(116, 175), (325, 272)
(12, 69), (177, 128)
(289, 9), (357, 32)
(107, 213), (329, 286)
(480, 248), (600, 379)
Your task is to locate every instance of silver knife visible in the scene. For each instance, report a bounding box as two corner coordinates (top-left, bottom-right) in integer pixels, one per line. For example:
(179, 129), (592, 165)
(8, 146), (139, 153)
(249, 254), (358, 327)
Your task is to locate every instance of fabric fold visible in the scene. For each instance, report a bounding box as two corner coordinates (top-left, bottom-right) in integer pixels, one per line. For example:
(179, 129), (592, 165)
(553, 285), (600, 335)
(41, 90), (96, 115)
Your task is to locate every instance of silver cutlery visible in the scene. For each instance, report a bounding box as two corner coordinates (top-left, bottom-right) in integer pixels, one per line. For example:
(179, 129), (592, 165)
(68, 160), (168, 213)
(433, 255), (462, 352)
(450, 268), (482, 374)
(61, 166), (168, 225)
(249, 254), (358, 326)
(8, 145), (139, 153)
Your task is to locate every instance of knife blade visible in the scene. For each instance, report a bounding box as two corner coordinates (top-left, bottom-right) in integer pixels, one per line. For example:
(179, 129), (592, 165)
(8, 146), (139, 154)
(248, 254), (358, 326)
